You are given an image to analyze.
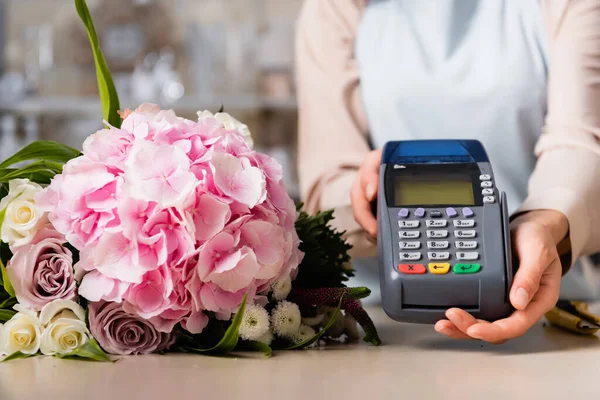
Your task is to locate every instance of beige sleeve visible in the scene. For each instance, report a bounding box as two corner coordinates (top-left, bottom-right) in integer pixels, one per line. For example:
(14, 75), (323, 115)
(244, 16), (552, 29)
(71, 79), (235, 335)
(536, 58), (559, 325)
(295, 0), (376, 258)
(516, 0), (600, 266)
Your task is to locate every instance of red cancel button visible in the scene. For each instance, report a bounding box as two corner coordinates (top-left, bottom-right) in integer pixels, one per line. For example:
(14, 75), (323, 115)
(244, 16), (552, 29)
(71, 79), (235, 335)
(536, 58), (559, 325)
(398, 264), (426, 274)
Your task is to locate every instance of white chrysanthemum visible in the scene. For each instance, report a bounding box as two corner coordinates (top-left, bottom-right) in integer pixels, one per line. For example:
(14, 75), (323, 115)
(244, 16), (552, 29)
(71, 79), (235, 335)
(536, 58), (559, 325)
(271, 276), (292, 301)
(270, 301), (301, 338)
(257, 329), (274, 346)
(238, 304), (270, 342)
(291, 324), (316, 345)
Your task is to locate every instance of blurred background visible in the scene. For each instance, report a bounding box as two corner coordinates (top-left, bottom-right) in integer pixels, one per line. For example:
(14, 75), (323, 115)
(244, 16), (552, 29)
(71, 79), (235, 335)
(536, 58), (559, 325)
(0, 0), (302, 199)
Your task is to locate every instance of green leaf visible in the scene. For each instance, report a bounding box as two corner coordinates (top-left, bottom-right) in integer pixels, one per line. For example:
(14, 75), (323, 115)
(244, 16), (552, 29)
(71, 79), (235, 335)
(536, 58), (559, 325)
(237, 340), (272, 358)
(185, 294), (248, 354)
(74, 0), (121, 128)
(0, 258), (15, 298)
(0, 160), (65, 185)
(1, 352), (33, 363)
(55, 339), (113, 362)
(0, 141), (80, 170)
(0, 297), (17, 310)
(286, 295), (344, 350)
(0, 309), (16, 323)
(0, 169), (56, 185)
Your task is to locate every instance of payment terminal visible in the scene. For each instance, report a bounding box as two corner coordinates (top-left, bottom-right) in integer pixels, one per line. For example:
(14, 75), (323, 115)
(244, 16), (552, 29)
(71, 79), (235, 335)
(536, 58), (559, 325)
(377, 140), (515, 323)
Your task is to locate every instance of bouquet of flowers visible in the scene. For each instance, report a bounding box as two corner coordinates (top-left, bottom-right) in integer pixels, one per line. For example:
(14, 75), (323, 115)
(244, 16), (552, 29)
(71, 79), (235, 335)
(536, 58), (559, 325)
(0, 0), (380, 362)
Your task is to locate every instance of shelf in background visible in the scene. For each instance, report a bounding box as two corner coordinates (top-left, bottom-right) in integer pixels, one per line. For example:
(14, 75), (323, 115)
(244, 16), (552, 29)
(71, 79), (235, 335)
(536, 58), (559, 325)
(0, 94), (298, 117)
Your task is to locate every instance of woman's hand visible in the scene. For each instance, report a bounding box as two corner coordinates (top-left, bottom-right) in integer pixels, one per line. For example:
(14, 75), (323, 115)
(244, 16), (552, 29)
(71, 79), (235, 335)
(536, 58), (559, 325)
(435, 210), (568, 343)
(350, 149), (382, 237)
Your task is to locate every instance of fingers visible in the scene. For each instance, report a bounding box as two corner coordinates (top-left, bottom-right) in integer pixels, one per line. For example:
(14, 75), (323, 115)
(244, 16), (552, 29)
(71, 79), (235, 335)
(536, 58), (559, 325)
(467, 261), (561, 342)
(350, 150), (382, 237)
(434, 221), (563, 344)
(434, 319), (471, 339)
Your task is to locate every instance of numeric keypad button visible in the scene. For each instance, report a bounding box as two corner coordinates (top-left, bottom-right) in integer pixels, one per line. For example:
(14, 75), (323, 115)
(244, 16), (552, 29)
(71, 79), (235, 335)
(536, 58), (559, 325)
(426, 220), (447, 228)
(399, 241), (421, 249)
(455, 241), (478, 249)
(453, 220), (475, 228)
(399, 252), (421, 261)
(399, 220), (420, 228)
(426, 230), (448, 238)
(427, 241), (449, 249)
(454, 230), (476, 238)
(428, 252), (450, 260)
(456, 252), (479, 261)
(399, 231), (420, 239)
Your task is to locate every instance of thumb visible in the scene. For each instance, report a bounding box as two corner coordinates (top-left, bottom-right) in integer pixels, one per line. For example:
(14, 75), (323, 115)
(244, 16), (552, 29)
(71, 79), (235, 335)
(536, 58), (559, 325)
(364, 176), (379, 202)
(362, 150), (382, 202)
(510, 236), (551, 310)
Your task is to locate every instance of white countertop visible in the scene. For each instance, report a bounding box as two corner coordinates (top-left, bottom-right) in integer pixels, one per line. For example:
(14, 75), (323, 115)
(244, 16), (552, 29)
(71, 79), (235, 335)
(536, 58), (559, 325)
(1, 305), (599, 400)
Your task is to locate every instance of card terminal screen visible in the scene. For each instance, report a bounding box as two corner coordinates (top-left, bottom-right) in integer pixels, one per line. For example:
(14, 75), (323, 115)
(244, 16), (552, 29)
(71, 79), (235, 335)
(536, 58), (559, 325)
(394, 173), (474, 206)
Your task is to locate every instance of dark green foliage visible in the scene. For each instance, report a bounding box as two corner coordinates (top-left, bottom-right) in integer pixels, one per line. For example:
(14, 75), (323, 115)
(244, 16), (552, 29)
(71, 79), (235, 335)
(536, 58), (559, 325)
(293, 205), (354, 288)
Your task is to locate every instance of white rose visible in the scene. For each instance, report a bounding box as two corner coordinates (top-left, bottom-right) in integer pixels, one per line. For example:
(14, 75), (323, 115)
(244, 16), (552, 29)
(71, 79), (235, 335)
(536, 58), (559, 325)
(0, 179), (47, 248)
(39, 299), (90, 356)
(0, 308), (43, 356)
(197, 110), (254, 148)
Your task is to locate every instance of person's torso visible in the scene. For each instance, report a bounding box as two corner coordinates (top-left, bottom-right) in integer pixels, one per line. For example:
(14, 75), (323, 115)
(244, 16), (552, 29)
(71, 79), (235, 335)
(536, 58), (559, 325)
(355, 0), (548, 213)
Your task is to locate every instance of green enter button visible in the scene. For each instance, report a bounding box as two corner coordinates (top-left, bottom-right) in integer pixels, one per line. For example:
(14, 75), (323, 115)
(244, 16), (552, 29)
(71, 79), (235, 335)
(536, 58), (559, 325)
(453, 264), (481, 274)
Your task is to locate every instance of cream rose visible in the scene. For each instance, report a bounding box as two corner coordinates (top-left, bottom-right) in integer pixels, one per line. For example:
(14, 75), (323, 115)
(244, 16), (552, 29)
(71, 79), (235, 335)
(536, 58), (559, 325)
(0, 307), (43, 355)
(197, 110), (254, 148)
(0, 179), (47, 248)
(39, 299), (90, 356)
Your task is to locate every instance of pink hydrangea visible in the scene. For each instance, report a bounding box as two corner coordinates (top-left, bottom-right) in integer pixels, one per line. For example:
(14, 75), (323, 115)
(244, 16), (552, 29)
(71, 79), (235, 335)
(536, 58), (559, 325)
(38, 104), (303, 337)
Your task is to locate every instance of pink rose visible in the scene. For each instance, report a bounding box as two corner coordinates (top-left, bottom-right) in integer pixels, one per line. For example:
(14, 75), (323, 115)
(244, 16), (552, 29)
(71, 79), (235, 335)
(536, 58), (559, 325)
(89, 301), (175, 355)
(7, 228), (76, 311)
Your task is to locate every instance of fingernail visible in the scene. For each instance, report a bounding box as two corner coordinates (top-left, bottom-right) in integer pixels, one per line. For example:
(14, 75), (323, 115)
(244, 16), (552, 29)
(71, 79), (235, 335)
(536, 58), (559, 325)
(514, 287), (530, 309)
(435, 325), (450, 334)
(366, 184), (375, 200)
(447, 310), (463, 324)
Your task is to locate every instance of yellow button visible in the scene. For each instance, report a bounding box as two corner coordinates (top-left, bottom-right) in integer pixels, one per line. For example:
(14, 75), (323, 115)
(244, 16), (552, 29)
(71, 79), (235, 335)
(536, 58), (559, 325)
(428, 263), (451, 274)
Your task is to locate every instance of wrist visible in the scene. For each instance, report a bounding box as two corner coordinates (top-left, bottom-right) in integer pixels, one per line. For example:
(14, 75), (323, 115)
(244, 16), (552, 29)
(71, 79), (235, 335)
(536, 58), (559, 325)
(511, 209), (569, 246)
